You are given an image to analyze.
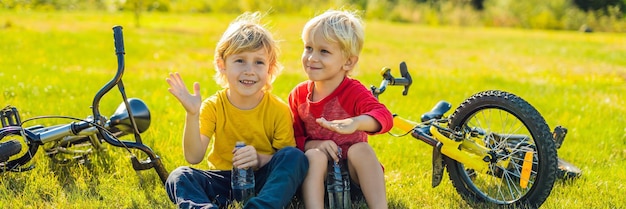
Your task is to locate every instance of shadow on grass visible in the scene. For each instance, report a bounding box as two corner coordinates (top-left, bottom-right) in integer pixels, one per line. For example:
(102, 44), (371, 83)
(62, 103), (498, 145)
(47, 149), (117, 201)
(46, 147), (169, 206)
(284, 196), (410, 209)
(555, 174), (583, 186)
(137, 164), (171, 207)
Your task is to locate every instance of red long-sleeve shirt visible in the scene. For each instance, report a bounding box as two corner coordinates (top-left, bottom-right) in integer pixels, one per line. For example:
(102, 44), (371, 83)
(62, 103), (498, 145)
(288, 77), (393, 158)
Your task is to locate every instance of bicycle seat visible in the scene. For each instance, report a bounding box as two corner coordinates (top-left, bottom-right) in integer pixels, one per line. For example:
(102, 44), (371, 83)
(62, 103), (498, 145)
(420, 101), (451, 122)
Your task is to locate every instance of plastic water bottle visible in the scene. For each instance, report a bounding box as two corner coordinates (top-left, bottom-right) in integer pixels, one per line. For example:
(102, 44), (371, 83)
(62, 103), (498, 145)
(231, 141), (255, 205)
(326, 148), (351, 209)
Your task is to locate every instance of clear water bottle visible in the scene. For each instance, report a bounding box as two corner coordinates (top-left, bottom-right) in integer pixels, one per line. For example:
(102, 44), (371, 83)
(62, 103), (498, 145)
(326, 148), (351, 209)
(231, 141), (255, 205)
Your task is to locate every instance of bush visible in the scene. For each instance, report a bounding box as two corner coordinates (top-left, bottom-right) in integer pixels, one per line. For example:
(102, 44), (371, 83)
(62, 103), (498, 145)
(1, 0), (624, 32)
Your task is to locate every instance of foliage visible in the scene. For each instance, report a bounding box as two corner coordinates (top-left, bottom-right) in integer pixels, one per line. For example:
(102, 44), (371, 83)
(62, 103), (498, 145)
(0, 0), (625, 32)
(572, 0), (625, 12)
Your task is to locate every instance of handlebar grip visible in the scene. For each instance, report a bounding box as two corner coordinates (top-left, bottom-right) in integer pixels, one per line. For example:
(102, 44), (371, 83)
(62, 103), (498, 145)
(112, 26), (125, 55)
(399, 62), (411, 84)
(396, 62), (412, 95)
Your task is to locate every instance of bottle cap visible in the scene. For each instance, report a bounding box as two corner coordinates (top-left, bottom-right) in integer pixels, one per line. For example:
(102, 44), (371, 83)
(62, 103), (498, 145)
(235, 141), (246, 148)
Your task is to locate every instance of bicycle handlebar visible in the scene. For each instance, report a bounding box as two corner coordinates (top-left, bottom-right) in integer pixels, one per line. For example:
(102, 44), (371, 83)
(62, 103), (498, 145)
(113, 26), (125, 55)
(91, 26), (126, 125)
(383, 62), (412, 88)
(35, 26), (129, 144)
(371, 61), (413, 98)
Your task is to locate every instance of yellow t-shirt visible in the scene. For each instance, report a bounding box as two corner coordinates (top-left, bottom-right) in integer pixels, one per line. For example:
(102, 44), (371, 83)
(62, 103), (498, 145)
(199, 89), (296, 170)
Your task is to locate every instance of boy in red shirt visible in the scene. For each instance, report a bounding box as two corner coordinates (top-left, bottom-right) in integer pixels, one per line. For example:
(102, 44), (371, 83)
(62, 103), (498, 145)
(288, 9), (393, 209)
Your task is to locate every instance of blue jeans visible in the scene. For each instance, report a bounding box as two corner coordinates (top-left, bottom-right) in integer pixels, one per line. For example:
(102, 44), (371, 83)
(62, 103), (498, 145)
(165, 147), (308, 209)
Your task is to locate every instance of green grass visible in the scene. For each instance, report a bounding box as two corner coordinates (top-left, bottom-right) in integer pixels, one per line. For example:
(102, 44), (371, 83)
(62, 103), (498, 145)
(1, 10), (625, 208)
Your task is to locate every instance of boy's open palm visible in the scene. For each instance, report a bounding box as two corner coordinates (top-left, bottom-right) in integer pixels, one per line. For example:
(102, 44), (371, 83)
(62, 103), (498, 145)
(316, 117), (358, 134)
(166, 72), (202, 115)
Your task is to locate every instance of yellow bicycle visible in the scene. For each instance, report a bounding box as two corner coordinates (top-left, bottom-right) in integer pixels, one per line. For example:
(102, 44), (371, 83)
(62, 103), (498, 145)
(370, 62), (580, 208)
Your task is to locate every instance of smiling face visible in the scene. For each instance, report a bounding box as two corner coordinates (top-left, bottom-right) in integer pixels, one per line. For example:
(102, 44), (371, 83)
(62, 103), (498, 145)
(217, 48), (269, 104)
(301, 29), (356, 85)
(213, 12), (282, 93)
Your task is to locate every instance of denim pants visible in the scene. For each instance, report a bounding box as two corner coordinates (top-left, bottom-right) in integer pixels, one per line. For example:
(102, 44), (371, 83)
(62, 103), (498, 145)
(165, 147), (308, 209)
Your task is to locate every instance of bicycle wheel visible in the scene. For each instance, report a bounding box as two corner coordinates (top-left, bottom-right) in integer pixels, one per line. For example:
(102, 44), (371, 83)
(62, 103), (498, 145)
(0, 126), (39, 171)
(0, 140), (21, 162)
(445, 90), (557, 208)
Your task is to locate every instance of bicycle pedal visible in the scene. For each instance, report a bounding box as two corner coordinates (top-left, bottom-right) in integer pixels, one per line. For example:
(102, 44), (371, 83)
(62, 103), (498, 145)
(1, 106), (21, 127)
(552, 126), (568, 149)
(431, 143), (444, 188)
(131, 156), (155, 171)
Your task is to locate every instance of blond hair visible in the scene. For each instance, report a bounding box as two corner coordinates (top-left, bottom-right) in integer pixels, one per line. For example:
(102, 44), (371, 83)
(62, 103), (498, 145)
(302, 9), (365, 60)
(213, 12), (282, 91)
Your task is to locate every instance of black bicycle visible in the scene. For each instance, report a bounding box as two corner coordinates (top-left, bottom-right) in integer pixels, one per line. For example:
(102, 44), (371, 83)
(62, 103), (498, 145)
(0, 26), (169, 184)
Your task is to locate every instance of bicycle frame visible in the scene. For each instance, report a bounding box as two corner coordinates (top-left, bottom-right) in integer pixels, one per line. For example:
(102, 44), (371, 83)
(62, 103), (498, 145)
(392, 116), (503, 175)
(98, 26), (168, 181)
(0, 26), (169, 184)
(371, 62), (522, 187)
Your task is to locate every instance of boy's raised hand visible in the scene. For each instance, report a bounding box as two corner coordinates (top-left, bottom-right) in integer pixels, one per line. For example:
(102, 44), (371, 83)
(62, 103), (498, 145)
(166, 72), (202, 115)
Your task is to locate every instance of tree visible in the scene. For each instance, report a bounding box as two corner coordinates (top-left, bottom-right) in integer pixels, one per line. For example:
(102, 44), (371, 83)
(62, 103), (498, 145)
(572, 0), (625, 12)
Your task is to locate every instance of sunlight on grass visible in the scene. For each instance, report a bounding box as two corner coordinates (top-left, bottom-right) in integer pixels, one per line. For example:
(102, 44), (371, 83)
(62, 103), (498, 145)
(0, 11), (624, 208)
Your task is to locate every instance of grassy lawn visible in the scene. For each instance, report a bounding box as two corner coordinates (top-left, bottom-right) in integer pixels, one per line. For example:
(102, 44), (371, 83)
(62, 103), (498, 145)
(0, 11), (624, 208)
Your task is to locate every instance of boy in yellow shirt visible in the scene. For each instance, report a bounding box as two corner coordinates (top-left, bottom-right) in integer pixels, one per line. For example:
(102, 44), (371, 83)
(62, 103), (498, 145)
(165, 12), (308, 209)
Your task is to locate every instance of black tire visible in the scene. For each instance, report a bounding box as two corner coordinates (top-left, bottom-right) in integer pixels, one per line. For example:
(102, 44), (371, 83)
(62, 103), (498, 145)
(0, 139), (22, 162)
(0, 126), (39, 170)
(445, 90), (557, 208)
